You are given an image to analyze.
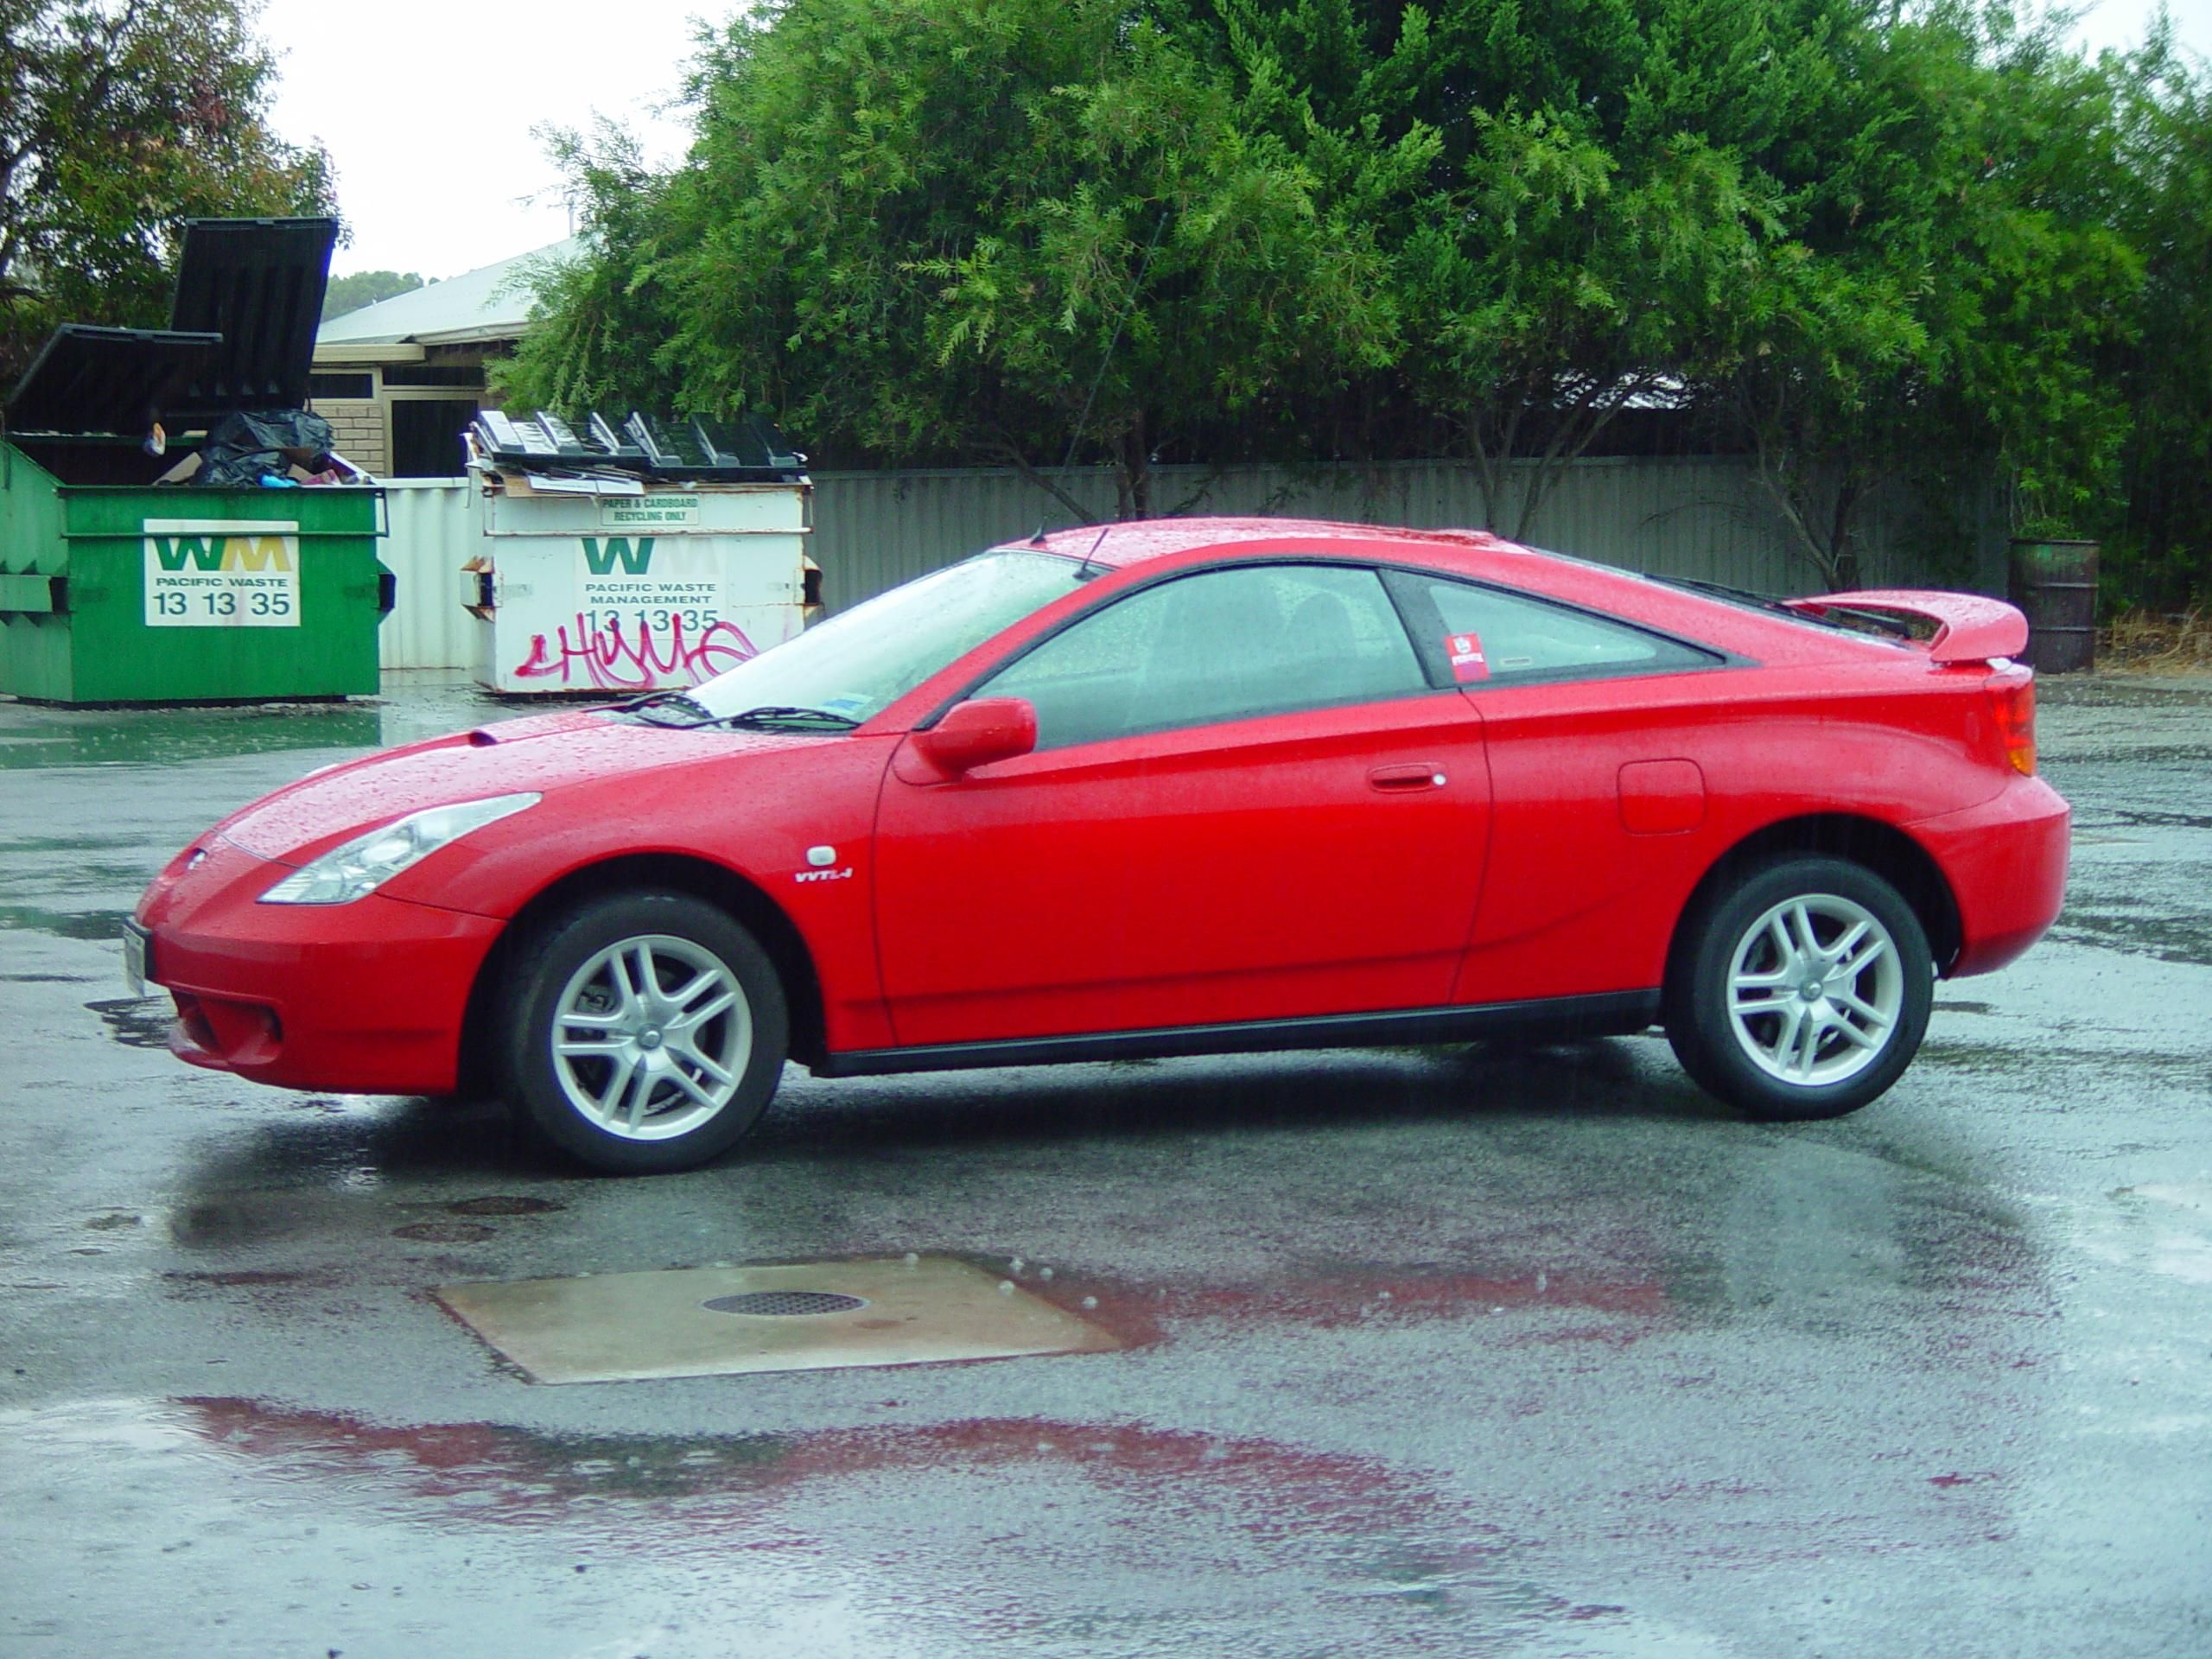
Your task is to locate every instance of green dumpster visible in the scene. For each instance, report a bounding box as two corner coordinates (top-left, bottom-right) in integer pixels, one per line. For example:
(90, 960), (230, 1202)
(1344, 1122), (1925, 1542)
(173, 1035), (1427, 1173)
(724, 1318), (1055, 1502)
(0, 216), (390, 706)
(0, 445), (385, 703)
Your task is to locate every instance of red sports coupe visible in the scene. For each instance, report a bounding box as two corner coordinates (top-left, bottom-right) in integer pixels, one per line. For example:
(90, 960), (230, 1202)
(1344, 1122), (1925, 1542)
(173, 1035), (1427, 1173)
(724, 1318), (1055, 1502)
(130, 519), (2069, 1172)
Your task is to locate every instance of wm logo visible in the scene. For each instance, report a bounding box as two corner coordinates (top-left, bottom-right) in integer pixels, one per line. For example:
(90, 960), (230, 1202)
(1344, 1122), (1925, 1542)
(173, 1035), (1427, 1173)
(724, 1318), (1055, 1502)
(151, 535), (292, 573)
(582, 537), (654, 575)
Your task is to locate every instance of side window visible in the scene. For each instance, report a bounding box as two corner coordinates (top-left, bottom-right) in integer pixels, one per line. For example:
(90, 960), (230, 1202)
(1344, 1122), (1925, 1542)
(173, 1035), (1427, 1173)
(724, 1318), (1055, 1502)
(1418, 577), (1714, 683)
(985, 563), (1427, 750)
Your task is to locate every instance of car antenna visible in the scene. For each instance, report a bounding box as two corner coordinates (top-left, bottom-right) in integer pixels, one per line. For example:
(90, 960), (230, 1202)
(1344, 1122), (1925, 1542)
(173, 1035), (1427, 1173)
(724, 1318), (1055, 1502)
(1075, 524), (1112, 580)
(1028, 519), (1051, 546)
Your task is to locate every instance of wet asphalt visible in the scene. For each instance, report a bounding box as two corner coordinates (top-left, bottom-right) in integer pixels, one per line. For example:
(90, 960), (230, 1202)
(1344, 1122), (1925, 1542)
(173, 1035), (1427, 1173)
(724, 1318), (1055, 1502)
(0, 671), (2207, 1658)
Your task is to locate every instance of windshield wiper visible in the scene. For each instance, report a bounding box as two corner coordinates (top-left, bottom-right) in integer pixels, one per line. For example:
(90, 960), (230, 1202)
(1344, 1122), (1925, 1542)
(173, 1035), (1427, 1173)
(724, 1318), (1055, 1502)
(717, 704), (861, 732)
(613, 690), (717, 726)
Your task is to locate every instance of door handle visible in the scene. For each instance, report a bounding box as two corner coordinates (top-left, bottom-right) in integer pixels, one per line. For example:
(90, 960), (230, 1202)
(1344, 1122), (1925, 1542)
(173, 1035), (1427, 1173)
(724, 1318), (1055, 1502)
(1369, 763), (1446, 791)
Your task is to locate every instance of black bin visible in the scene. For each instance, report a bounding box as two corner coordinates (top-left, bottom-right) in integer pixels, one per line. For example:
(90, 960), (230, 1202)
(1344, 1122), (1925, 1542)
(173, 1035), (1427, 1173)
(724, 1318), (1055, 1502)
(2006, 537), (2098, 674)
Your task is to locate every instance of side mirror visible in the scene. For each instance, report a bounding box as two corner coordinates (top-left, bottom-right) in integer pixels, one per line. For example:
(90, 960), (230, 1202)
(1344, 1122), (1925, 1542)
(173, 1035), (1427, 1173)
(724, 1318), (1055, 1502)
(912, 697), (1038, 777)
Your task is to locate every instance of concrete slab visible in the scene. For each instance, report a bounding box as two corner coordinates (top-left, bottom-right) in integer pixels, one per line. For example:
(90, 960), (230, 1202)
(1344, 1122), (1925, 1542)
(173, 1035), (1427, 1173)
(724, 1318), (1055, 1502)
(435, 1255), (1120, 1383)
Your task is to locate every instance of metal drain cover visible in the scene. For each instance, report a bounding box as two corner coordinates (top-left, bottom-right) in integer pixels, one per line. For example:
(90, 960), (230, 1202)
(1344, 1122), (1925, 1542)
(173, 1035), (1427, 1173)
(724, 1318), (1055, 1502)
(702, 1290), (868, 1318)
(435, 1255), (1121, 1384)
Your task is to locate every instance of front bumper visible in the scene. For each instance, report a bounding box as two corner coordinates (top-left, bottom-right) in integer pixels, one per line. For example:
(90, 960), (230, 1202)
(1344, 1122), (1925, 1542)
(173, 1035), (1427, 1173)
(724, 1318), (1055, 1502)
(1910, 774), (2071, 977)
(136, 834), (502, 1095)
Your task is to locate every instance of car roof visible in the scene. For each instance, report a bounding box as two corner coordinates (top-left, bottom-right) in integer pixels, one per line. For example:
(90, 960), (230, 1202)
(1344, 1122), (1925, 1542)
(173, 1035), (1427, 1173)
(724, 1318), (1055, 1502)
(1014, 516), (1675, 618)
(1016, 517), (1516, 569)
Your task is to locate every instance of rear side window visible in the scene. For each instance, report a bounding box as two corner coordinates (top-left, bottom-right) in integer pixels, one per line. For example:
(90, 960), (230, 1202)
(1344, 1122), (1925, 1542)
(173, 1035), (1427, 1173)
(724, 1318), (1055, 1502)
(1412, 576), (1714, 683)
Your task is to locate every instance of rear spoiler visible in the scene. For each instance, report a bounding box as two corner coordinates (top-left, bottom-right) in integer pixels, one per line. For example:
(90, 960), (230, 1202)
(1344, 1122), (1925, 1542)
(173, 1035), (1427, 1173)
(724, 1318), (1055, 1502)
(1782, 588), (2029, 665)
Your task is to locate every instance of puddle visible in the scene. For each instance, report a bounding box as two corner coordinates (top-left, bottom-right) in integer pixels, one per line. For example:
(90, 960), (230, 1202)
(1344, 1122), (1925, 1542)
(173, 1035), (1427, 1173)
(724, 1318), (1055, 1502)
(147, 1395), (1579, 1643)
(163, 1268), (313, 1288)
(1069, 1262), (1673, 1350)
(397, 1221), (499, 1244)
(138, 1391), (2012, 1644)
(0, 833), (148, 855)
(86, 995), (173, 1050)
(175, 1395), (1477, 1537)
(2050, 907), (2212, 966)
(2118, 1182), (2212, 1213)
(2034, 1184), (2212, 1288)
(1921, 1039), (2209, 1082)
(168, 1197), (323, 1249)
(2100, 808), (2212, 833)
(446, 1195), (564, 1217)
(0, 905), (130, 942)
(0, 709), (384, 771)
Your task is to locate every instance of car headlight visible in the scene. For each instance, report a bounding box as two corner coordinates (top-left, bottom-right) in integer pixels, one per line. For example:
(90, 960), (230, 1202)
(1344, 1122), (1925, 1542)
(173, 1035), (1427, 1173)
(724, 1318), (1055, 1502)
(258, 793), (541, 906)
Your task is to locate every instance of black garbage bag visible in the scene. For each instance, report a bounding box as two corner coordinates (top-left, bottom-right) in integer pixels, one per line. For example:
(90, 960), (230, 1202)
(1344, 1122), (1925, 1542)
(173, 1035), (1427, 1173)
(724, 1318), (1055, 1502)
(194, 409), (335, 487)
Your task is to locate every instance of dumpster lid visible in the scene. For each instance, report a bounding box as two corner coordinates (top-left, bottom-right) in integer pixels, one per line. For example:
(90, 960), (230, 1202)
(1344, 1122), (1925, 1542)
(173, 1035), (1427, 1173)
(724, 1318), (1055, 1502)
(3, 325), (223, 436)
(165, 217), (339, 425)
(634, 411), (808, 477)
(471, 407), (808, 483)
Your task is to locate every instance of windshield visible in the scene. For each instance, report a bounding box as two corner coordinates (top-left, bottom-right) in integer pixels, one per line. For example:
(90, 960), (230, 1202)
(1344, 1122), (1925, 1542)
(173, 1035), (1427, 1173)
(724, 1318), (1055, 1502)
(684, 549), (1086, 725)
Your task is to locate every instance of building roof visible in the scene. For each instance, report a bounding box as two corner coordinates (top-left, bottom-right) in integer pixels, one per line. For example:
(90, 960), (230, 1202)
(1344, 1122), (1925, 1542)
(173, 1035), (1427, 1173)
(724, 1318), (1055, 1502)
(315, 238), (584, 349)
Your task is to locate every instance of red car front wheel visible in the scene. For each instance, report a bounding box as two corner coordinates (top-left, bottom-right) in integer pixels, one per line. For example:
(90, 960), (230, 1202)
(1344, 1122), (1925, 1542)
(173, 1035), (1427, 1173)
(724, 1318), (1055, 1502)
(501, 891), (789, 1173)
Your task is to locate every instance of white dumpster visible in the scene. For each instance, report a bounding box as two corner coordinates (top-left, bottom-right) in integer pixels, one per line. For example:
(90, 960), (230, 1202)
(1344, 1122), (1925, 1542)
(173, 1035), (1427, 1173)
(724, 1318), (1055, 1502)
(463, 412), (817, 696)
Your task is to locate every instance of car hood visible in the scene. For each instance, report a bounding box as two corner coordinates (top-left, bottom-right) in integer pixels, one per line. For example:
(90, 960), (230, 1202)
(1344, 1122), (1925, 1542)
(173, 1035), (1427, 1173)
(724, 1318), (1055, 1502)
(213, 709), (823, 862)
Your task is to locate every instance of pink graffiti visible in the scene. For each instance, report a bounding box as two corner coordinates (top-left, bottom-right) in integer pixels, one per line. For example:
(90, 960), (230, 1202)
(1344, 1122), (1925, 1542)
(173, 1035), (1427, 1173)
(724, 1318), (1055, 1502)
(513, 612), (760, 689)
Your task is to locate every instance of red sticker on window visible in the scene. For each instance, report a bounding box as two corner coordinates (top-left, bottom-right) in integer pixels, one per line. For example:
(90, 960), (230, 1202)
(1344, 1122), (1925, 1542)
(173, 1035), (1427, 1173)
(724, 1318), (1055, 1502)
(1445, 632), (1489, 682)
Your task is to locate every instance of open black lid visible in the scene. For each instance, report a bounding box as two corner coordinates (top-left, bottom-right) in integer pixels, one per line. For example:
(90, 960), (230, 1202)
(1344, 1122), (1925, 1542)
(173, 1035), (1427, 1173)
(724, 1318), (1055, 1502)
(692, 412), (806, 474)
(472, 408), (808, 482)
(165, 217), (338, 424)
(4, 325), (223, 436)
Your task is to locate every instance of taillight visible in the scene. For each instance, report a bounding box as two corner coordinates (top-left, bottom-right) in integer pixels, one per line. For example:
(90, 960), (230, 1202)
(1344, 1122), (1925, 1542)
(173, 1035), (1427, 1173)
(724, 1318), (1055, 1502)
(1989, 677), (2037, 775)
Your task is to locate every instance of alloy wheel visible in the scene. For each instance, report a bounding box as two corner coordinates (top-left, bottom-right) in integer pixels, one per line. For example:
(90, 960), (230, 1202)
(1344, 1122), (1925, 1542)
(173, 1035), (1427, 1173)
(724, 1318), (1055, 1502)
(549, 933), (753, 1140)
(1724, 893), (1904, 1088)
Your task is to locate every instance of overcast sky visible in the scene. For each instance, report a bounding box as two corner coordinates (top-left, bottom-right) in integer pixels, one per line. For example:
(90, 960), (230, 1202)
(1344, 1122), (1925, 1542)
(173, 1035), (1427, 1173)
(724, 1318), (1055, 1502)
(255, 0), (2212, 281)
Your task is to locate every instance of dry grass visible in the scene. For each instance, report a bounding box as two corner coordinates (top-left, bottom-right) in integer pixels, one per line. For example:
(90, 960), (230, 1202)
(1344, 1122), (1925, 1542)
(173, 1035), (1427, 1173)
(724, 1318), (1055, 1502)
(2097, 609), (2212, 674)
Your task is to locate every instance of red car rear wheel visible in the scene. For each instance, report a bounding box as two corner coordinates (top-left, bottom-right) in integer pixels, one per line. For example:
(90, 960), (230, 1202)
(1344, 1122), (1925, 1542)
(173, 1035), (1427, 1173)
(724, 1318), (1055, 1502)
(1666, 855), (1934, 1121)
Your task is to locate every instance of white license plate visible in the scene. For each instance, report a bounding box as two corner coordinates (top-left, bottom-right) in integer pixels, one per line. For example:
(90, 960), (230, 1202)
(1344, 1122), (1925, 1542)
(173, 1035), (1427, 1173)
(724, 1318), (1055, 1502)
(121, 923), (149, 999)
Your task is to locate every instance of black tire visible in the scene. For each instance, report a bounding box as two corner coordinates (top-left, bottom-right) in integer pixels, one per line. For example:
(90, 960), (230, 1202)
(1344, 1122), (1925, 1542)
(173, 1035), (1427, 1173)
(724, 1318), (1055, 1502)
(500, 891), (788, 1173)
(1664, 855), (1933, 1122)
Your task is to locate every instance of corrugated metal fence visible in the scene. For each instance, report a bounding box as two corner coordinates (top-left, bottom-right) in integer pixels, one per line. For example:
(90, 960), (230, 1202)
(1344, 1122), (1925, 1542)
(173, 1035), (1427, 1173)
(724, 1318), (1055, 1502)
(376, 457), (1955, 670)
(378, 479), (477, 671)
(804, 456), (1931, 613)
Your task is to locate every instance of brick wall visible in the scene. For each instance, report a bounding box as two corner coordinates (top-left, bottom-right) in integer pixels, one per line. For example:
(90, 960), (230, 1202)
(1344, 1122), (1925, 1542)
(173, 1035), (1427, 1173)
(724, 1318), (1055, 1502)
(313, 399), (387, 474)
